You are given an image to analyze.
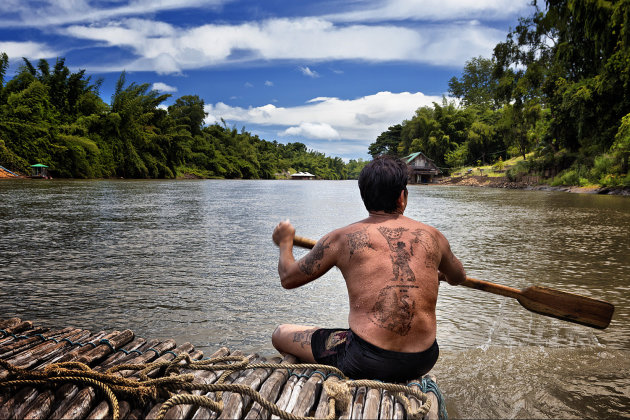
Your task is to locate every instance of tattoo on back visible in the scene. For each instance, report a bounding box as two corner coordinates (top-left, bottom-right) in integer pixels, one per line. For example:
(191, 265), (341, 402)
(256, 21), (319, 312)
(346, 229), (373, 259)
(411, 229), (440, 269)
(378, 226), (415, 282)
(298, 236), (330, 275)
(368, 285), (418, 336)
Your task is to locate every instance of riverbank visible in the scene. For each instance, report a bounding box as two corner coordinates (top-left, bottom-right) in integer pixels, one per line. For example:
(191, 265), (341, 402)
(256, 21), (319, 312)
(437, 175), (630, 196)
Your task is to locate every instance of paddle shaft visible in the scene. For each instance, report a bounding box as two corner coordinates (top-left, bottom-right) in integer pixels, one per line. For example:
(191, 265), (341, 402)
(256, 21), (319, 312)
(291, 235), (614, 329)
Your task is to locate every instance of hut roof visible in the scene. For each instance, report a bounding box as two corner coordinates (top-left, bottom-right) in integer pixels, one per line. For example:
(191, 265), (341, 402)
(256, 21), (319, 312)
(403, 152), (435, 164)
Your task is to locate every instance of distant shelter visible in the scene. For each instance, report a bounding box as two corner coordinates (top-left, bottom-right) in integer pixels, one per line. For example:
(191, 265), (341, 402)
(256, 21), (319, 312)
(30, 164), (50, 179)
(290, 171), (316, 180)
(404, 152), (440, 184)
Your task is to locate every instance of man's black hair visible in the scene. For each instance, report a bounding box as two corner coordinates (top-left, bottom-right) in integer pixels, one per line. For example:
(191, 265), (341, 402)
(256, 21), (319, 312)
(358, 156), (409, 213)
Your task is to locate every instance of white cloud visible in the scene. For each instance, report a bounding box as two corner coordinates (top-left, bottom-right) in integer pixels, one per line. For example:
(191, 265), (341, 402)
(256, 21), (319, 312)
(299, 66), (319, 78)
(62, 16), (504, 73)
(152, 82), (178, 93)
(0, 0), (234, 28)
(205, 90), (446, 155)
(326, 0), (532, 22)
(281, 122), (340, 140)
(264, 80), (274, 86)
(0, 41), (58, 60)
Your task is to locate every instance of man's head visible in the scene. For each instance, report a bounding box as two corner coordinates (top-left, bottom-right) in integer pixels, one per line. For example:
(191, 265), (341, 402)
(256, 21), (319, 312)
(358, 156), (409, 213)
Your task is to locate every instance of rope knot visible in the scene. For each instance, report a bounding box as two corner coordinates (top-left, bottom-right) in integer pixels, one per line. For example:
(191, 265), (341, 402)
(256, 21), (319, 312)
(323, 378), (352, 413)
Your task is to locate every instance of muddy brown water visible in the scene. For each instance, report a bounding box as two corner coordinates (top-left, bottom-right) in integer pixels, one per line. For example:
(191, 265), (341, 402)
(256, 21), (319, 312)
(1, 179), (628, 418)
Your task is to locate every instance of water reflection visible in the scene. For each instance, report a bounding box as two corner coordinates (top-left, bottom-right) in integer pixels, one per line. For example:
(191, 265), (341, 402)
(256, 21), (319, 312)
(0, 179), (628, 418)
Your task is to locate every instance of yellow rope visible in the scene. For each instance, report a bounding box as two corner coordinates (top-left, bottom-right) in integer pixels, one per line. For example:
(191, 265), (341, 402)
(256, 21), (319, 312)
(0, 354), (431, 420)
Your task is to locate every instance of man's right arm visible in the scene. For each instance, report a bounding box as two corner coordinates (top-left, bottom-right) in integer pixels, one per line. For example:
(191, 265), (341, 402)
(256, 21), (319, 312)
(436, 232), (466, 286)
(273, 220), (337, 289)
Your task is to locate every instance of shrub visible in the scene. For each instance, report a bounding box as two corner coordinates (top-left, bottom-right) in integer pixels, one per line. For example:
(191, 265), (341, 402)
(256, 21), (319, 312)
(551, 168), (589, 186)
(506, 160), (531, 181)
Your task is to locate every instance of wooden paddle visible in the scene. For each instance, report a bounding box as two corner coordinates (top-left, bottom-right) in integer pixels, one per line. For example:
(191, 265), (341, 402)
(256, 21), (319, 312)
(292, 235), (614, 329)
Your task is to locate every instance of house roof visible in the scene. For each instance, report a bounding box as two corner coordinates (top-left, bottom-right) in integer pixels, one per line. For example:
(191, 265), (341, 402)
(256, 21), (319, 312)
(291, 171), (315, 177)
(403, 152), (435, 164)
(31, 164), (49, 168)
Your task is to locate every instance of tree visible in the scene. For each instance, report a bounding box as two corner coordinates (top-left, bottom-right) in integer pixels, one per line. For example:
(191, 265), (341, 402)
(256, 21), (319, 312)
(168, 95), (207, 136)
(448, 56), (499, 109)
(368, 124), (402, 158)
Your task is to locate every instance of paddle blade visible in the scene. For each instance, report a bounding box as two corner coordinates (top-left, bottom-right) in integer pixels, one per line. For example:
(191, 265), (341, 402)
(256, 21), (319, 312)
(518, 286), (614, 329)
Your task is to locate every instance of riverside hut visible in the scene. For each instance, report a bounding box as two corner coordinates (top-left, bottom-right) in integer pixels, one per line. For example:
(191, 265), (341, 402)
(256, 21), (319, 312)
(30, 164), (50, 179)
(404, 152), (440, 184)
(290, 171), (316, 180)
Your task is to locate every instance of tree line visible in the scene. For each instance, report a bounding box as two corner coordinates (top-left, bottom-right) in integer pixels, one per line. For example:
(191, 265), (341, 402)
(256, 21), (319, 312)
(0, 55), (367, 180)
(369, 0), (630, 187)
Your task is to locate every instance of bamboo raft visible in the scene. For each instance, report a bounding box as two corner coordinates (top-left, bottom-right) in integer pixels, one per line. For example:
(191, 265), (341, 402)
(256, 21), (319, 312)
(0, 317), (443, 419)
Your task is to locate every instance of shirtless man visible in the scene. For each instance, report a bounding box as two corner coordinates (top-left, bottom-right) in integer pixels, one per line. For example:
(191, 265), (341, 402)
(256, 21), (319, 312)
(271, 156), (466, 382)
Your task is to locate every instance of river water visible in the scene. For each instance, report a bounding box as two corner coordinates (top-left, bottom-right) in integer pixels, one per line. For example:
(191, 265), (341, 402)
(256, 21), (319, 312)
(0, 179), (628, 418)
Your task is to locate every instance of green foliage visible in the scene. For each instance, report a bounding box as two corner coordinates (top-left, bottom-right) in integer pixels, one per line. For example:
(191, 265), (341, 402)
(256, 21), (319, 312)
(550, 167), (589, 187)
(611, 112), (630, 174)
(368, 124), (402, 158)
(367, 0), (630, 187)
(346, 158), (368, 179)
(506, 160), (532, 182)
(448, 56), (499, 109)
(0, 57), (355, 179)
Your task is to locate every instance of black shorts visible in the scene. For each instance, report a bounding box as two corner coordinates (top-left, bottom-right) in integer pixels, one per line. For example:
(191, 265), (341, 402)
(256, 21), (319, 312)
(311, 328), (439, 383)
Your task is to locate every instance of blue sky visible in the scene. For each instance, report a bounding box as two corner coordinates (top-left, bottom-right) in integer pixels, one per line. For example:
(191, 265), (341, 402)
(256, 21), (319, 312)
(0, 0), (533, 160)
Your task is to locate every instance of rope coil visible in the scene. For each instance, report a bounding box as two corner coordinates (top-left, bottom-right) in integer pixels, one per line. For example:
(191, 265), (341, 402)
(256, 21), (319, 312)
(0, 353), (435, 420)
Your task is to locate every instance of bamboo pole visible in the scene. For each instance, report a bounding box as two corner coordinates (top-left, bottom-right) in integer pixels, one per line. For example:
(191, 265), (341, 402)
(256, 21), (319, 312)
(0, 327), (74, 359)
(155, 347), (230, 420)
(270, 367), (310, 419)
(285, 368), (314, 415)
(350, 386), (366, 420)
(313, 378), (331, 419)
(291, 372), (323, 417)
(379, 389), (394, 419)
(0, 326), (46, 346)
(3, 329), (86, 370)
(38, 330), (134, 420)
(337, 386), (355, 419)
(363, 387), (381, 419)
(392, 395), (405, 420)
(0, 384), (39, 419)
(244, 354), (296, 419)
(1, 330), (94, 419)
(142, 344), (202, 419)
(100, 339), (166, 419)
(218, 355), (276, 419)
(95, 337), (147, 371)
(42, 331), (108, 366)
(189, 351), (253, 420)
(83, 339), (167, 420)
(422, 375), (440, 420)
(116, 339), (177, 378)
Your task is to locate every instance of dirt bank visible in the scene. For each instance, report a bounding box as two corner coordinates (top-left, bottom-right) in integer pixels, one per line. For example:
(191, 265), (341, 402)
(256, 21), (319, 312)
(437, 176), (630, 196)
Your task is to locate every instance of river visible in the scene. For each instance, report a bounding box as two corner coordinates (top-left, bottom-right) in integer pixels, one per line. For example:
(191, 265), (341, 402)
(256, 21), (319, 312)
(0, 179), (628, 418)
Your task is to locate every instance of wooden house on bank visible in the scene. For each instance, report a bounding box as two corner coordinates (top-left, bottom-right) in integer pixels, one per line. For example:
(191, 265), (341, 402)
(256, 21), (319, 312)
(404, 152), (440, 184)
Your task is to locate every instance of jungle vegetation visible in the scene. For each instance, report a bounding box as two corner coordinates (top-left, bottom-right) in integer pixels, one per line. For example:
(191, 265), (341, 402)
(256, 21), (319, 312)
(0, 56), (366, 180)
(369, 0), (630, 187)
